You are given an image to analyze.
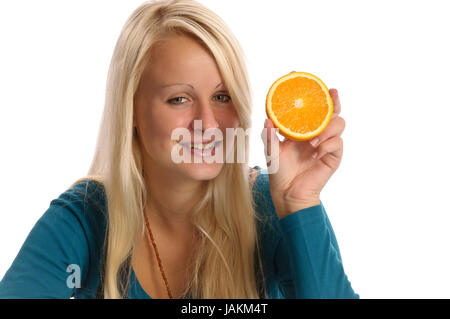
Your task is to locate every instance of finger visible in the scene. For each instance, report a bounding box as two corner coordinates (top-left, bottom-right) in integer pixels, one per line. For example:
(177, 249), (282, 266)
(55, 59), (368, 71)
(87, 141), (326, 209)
(329, 88), (341, 118)
(261, 118), (280, 169)
(312, 136), (343, 160)
(310, 116), (346, 148)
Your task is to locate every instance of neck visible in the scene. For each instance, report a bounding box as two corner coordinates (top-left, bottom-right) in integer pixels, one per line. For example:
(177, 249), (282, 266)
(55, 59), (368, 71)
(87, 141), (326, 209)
(143, 166), (206, 235)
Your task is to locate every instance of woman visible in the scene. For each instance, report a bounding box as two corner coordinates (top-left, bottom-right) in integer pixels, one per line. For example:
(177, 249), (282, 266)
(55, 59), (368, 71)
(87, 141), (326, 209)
(0, 0), (357, 299)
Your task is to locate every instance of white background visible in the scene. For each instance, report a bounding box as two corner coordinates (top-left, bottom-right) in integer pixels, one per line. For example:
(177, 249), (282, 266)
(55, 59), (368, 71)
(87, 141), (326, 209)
(1, 0), (449, 298)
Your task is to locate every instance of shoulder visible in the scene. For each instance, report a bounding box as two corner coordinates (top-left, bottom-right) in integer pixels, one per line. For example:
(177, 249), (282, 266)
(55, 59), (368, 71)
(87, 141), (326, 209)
(48, 179), (107, 229)
(0, 179), (108, 298)
(46, 179), (108, 295)
(54, 178), (107, 214)
(44, 178), (108, 257)
(58, 178), (108, 234)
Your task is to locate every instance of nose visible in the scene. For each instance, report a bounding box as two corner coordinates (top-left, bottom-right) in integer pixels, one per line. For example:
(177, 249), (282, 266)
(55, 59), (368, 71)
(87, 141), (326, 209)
(190, 98), (219, 133)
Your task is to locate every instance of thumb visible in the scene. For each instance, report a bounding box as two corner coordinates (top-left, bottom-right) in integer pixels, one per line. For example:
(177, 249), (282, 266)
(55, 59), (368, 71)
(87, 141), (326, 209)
(261, 118), (280, 173)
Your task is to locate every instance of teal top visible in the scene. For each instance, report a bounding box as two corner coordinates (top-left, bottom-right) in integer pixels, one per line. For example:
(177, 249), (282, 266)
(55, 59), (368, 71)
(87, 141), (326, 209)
(0, 167), (358, 299)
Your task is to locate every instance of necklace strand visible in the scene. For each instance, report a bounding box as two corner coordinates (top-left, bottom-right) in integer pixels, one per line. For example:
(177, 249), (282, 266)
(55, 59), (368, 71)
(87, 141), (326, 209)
(143, 213), (173, 299)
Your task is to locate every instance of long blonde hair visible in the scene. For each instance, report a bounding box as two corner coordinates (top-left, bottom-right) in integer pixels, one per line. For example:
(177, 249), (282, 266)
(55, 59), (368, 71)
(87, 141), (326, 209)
(70, 0), (265, 298)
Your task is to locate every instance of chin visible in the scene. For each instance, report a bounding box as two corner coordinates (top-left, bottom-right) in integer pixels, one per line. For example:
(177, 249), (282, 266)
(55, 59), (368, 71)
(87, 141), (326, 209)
(180, 162), (223, 181)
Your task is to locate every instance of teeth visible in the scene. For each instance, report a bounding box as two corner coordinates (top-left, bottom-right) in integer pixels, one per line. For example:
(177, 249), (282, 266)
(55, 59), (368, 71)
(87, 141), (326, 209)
(191, 141), (215, 150)
(177, 140), (221, 150)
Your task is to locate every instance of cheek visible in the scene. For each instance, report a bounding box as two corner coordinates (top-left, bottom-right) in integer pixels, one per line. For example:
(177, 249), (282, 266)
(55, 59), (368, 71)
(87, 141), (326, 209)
(137, 106), (182, 154)
(220, 107), (240, 128)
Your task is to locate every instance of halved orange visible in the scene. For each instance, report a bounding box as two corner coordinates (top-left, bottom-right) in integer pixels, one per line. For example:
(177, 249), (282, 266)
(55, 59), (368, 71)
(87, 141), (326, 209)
(266, 71), (333, 141)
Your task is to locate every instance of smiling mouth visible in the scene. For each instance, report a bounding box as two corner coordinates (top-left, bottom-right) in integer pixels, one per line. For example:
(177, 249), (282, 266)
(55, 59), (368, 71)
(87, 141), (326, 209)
(178, 140), (222, 151)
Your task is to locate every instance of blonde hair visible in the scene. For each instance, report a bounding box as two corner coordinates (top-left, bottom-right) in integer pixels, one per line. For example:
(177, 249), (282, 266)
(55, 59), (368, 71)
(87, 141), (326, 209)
(70, 0), (265, 298)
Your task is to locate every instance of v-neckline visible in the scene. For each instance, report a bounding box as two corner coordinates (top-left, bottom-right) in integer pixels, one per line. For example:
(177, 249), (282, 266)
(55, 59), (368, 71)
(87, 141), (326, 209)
(129, 266), (152, 299)
(127, 166), (262, 299)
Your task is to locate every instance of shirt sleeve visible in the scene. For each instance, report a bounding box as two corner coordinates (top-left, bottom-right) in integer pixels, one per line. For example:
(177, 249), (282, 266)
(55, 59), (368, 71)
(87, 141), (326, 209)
(251, 167), (358, 299)
(275, 202), (359, 299)
(0, 181), (106, 299)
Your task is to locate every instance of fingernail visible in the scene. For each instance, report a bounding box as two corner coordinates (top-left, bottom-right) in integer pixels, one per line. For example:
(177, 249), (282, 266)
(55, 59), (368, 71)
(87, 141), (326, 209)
(310, 137), (320, 147)
(264, 119), (268, 127)
(312, 152), (318, 159)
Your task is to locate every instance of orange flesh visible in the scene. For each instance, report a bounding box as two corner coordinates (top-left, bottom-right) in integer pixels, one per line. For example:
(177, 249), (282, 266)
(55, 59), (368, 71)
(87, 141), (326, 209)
(271, 77), (329, 134)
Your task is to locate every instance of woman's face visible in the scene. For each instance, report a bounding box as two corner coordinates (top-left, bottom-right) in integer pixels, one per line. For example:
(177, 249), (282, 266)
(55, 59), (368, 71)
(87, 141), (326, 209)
(134, 34), (240, 181)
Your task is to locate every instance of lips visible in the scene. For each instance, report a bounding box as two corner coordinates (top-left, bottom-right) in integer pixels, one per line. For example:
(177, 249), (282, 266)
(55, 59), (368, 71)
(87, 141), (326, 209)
(177, 138), (218, 144)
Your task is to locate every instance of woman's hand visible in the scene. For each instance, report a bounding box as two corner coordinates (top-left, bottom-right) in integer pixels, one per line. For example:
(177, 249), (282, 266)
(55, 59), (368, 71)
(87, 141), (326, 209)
(261, 88), (345, 219)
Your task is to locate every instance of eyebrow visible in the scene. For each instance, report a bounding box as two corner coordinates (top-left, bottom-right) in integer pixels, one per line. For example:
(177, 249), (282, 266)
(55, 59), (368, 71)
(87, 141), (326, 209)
(161, 82), (225, 89)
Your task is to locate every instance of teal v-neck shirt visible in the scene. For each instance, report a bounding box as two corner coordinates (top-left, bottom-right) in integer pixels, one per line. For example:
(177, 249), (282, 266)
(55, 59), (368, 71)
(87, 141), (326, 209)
(0, 167), (358, 299)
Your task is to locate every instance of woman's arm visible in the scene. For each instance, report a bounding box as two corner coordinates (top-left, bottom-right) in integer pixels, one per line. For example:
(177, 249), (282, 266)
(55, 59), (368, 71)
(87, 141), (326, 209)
(0, 181), (105, 298)
(253, 169), (357, 299)
(275, 201), (359, 299)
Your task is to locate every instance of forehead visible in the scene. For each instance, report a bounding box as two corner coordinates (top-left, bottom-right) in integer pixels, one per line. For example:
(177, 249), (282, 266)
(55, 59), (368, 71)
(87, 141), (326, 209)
(142, 34), (220, 84)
